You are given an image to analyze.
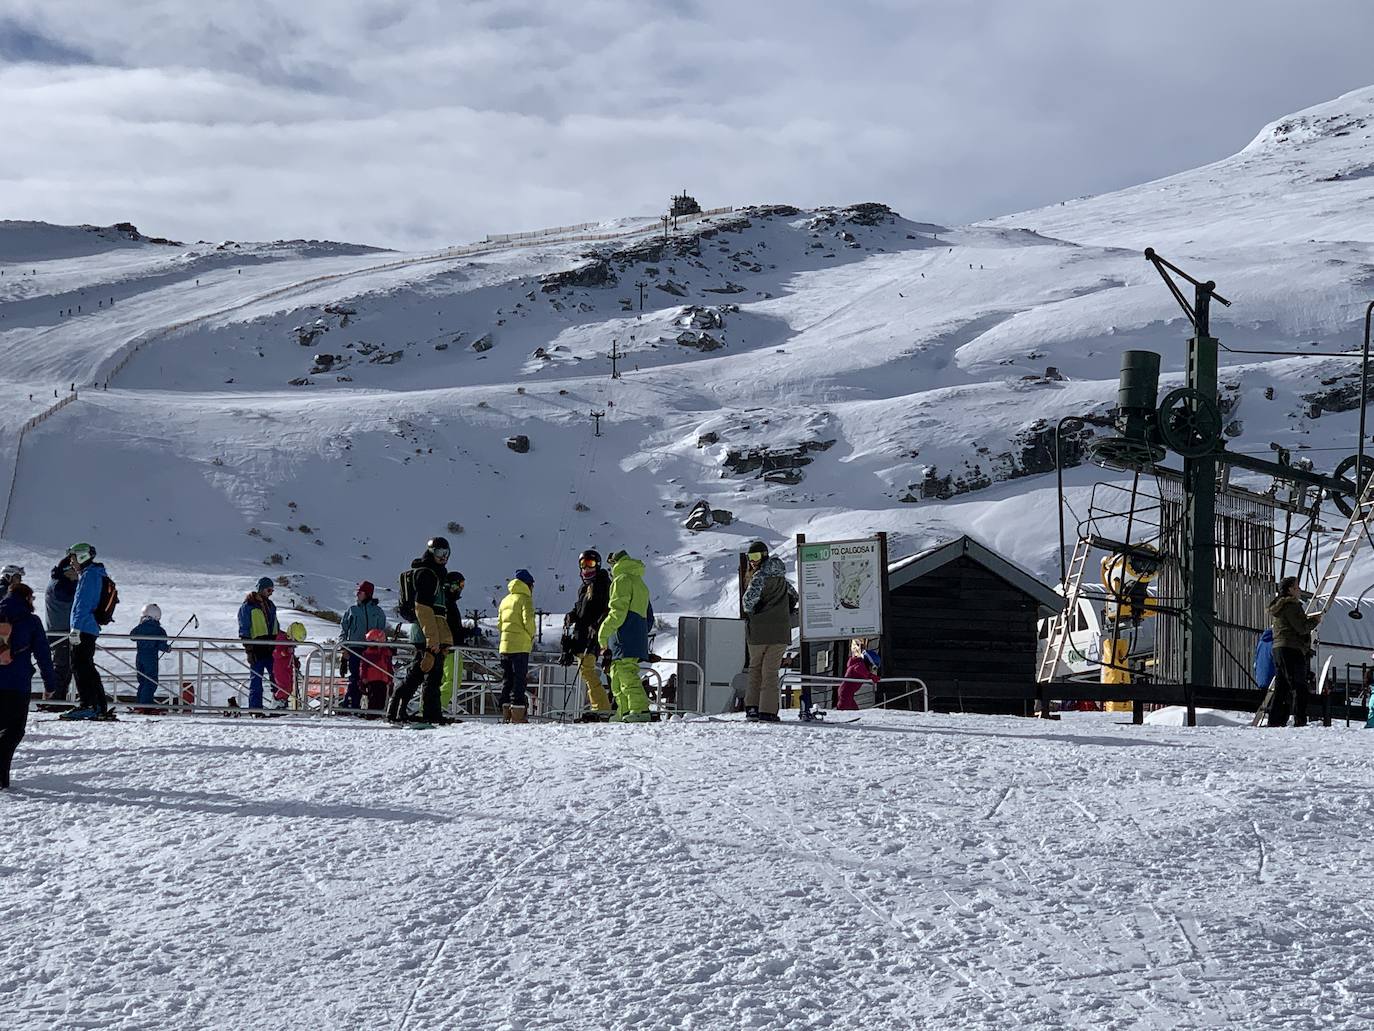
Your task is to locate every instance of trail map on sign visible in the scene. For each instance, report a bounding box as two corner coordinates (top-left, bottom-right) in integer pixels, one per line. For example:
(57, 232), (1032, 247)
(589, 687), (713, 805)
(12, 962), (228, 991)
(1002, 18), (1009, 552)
(797, 537), (883, 641)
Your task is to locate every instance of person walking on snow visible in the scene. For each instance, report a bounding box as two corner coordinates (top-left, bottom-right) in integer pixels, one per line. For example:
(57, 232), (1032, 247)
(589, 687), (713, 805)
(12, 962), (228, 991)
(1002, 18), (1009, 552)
(597, 550), (654, 722)
(1267, 576), (1321, 728)
(132, 603), (171, 706)
(65, 542), (113, 720)
(340, 581), (387, 709)
(387, 537), (454, 724)
(741, 541), (797, 723)
(44, 555), (79, 700)
(0, 582), (56, 788)
(238, 577), (279, 709)
(566, 549), (613, 719)
(838, 646), (880, 711)
(498, 570), (536, 723)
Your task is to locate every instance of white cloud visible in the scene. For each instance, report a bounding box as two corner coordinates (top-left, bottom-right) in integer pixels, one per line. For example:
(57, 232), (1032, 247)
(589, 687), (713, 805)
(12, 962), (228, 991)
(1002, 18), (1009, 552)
(0, 0), (1371, 248)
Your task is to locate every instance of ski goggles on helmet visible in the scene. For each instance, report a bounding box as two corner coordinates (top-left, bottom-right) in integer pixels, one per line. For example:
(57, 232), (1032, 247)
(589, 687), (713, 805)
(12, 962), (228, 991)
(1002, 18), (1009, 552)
(579, 557), (600, 569)
(747, 551), (765, 563)
(430, 545), (450, 562)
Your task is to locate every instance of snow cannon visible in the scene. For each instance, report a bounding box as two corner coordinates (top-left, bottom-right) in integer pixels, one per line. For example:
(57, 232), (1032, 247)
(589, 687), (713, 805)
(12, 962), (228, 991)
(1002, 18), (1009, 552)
(1087, 350), (1167, 470)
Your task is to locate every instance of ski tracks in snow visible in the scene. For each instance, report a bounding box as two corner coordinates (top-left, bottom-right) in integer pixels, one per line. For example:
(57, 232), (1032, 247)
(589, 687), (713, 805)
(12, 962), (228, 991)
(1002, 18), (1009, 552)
(6, 713), (1374, 1029)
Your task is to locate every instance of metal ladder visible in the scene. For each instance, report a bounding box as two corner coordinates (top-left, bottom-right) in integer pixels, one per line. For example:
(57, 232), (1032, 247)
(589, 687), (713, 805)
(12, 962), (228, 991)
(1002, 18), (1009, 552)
(1253, 473), (1374, 725)
(1038, 537), (1091, 683)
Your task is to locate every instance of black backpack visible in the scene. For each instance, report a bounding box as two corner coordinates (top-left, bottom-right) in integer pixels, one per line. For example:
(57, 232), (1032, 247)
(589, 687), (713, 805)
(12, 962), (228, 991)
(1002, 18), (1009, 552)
(397, 568), (418, 622)
(94, 575), (119, 626)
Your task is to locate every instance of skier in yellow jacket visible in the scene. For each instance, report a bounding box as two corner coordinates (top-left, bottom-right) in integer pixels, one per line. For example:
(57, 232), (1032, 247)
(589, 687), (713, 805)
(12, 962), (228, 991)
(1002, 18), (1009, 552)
(498, 569), (536, 722)
(597, 551), (654, 722)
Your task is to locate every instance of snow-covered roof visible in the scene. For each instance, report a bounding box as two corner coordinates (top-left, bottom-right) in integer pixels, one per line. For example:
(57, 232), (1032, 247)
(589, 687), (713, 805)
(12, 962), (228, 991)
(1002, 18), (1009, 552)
(887, 535), (1061, 613)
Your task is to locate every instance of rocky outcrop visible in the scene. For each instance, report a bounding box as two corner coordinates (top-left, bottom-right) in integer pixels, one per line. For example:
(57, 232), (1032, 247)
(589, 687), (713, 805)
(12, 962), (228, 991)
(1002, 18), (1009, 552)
(540, 258), (616, 292)
(505, 435), (531, 454)
(722, 439), (836, 483)
(901, 419), (1102, 502)
(1302, 371), (1373, 418)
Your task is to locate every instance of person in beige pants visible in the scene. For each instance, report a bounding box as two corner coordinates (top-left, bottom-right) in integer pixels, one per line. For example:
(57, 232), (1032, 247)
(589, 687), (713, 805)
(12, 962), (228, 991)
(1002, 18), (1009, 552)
(741, 541), (797, 723)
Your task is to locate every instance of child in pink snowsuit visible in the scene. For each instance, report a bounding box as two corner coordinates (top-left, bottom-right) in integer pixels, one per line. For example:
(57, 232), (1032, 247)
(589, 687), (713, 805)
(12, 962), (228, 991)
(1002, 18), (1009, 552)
(272, 632), (295, 703)
(837, 649), (879, 710)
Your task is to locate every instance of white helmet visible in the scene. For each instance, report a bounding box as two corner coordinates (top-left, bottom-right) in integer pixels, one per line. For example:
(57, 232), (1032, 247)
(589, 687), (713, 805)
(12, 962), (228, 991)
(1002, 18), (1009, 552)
(0, 564), (23, 580)
(141, 603), (162, 621)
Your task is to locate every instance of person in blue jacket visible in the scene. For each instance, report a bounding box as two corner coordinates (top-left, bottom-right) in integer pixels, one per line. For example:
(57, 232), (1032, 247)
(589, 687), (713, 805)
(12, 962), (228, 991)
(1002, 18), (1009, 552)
(132, 603), (172, 705)
(339, 580), (387, 709)
(238, 577), (279, 709)
(0, 582), (57, 789)
(44, 555), (79, 700)
(65, 541), (111, 719)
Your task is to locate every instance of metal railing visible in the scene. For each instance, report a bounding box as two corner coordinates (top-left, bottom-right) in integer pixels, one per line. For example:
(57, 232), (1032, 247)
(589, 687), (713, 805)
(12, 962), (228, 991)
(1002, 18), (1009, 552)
(778, 673), (929, 713)
(45, 632), (709, 723)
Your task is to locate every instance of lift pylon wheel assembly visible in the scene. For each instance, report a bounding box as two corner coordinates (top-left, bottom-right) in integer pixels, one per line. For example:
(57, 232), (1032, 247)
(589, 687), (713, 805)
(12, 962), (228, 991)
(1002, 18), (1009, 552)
(1157, 387), (1223, 459)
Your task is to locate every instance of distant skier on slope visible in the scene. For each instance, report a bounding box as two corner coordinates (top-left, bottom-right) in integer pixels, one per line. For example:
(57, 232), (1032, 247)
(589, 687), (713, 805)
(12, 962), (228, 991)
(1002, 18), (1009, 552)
(0, 582), (56, 789)
(597, 550), (654, 723)
(741, 541), (797, 723)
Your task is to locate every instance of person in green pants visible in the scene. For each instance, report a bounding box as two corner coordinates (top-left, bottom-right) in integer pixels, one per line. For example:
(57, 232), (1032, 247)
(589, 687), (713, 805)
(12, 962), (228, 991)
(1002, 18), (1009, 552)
(597, 550), (654, 722)
(440, 571), (466, 712)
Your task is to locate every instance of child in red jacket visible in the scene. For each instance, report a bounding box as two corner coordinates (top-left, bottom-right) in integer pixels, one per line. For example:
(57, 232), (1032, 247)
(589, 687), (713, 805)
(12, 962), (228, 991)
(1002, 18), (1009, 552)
(360, 628), (393, 716)
(837, 648), (880, 710)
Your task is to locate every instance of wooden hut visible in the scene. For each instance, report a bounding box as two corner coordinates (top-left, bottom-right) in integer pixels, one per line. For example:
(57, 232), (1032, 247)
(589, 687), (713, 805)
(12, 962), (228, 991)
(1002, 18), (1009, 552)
(883, 536), (1061, 714)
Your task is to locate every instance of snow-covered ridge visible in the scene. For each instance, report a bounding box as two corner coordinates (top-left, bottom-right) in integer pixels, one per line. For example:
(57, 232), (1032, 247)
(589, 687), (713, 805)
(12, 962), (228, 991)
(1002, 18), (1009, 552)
(3, 86), (1374, 636)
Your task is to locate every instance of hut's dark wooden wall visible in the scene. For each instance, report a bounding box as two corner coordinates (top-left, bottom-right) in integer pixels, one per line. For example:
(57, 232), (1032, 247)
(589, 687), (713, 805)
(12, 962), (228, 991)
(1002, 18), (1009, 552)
(886, 555), (1040, 715)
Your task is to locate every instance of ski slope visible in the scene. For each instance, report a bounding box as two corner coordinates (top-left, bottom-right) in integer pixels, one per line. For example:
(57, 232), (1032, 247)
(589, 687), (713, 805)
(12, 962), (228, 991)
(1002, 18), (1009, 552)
(3, 710), (1371, 1030)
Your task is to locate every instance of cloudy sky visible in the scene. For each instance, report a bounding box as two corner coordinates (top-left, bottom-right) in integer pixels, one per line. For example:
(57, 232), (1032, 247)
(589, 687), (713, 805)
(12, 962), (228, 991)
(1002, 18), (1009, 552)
(2, 0), (1372, 249)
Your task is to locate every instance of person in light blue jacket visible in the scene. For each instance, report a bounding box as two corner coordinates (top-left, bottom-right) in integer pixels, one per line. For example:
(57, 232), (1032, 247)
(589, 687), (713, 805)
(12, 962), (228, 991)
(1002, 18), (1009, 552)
(339, 581), (387, 709)
(132, 603), (172, 705)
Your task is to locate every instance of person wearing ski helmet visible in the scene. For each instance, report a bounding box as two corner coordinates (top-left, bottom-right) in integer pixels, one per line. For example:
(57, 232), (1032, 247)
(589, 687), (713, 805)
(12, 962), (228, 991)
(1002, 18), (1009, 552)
(132, 602), (171, 706)
(741, 540), (797, 723)
(44, 554), (80, 700)
(0, 581), (57, 788)
(498, 569), (536, 722)
(440, 570), (467, 713)
(597, 549), (654, 722)
(64, 542), (112, 720)
(565, 548), (613, 718)
(387, 536), (454, 724)
(0, 564), (23, 593)
(340, 580), (387, 709)
(237, 576), (280, 709)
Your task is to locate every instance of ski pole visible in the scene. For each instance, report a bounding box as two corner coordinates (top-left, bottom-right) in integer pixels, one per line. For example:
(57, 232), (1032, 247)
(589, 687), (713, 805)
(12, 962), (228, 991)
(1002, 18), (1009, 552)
(172, 613), (199, 641)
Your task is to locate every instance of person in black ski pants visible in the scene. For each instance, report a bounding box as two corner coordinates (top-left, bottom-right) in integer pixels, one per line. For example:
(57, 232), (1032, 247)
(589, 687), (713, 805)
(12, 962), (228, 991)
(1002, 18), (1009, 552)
(387, 537), (454, 724)
(0, 583), (57, 789)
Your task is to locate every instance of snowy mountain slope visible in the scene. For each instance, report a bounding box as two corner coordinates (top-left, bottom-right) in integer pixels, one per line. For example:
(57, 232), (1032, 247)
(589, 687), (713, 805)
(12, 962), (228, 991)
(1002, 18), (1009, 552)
(4, 88), (1374, 636)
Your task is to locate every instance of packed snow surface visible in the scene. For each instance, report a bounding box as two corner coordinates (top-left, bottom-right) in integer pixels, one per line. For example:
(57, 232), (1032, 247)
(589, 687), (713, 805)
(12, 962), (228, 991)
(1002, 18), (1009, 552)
(3, 710), (1371, 1030)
